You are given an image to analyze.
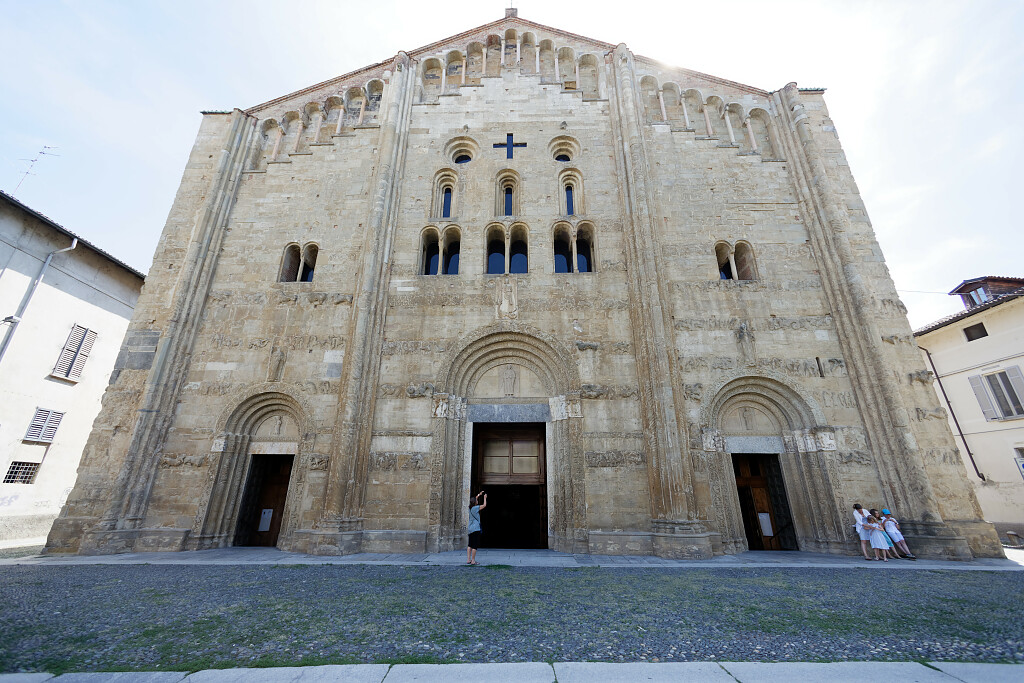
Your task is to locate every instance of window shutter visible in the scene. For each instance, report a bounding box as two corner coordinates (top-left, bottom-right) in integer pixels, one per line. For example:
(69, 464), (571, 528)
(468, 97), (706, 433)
(968, 375), (998, 420)
(24, 408), (64, 443)
(53, 324), (87, 377)
(1005, 366), (1024, 414)
(25, 409), (50, 441)
(68, 328), (97, 379)
(41, 411), (64, 442)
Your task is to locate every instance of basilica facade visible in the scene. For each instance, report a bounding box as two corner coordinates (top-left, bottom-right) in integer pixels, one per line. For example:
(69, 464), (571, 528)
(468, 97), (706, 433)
(46, 10), (1002, 559)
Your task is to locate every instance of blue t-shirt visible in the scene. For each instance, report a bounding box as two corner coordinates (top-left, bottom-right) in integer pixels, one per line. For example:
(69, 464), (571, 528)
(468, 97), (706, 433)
(468, 505), (481, 533)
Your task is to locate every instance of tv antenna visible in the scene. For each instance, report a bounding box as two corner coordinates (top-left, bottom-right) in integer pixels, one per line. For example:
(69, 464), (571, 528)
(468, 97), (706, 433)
(12, 146), (60, 197)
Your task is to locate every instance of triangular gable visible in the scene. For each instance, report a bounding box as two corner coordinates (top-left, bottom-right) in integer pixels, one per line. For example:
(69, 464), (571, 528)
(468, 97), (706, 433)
(245, 13), (768, 117)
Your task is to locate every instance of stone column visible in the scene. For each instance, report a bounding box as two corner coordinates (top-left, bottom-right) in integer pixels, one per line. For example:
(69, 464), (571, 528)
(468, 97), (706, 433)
(80, 109), (258, 552)
(440, 63), (447, 93)
(500, 39), (506, 66)
(516, 38), (521, 64)
(722, 109), (736, 145)
(657, 90), (668, 122)
(313, 54), (416, 554)
(334, 106), (346, 135)
(270, 126), (283, 160)
(574, 60), (580, 88)
(535, 48), (540, 76)
(702, 105), (714, 136)
(311, 111), (323, 144)
(607, 44), (710, 558)
(356, 97), (366, 125)
(680, 100), (691, 129)
(292, 120), (305, 153)
(744, 117), (758, 152)
(554, 53), (560, 86)
(482, 48), (487, 77)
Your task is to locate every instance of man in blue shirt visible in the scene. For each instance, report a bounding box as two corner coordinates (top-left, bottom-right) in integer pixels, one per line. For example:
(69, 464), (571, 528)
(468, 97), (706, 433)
(467, 490), (487, 565)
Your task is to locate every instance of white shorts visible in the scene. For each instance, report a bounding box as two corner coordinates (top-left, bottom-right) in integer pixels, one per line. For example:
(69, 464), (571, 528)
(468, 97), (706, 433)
(858, 527), (872, 541)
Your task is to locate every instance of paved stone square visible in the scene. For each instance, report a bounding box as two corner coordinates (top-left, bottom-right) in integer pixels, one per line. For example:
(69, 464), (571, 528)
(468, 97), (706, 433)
(1, 559), (1022, 674)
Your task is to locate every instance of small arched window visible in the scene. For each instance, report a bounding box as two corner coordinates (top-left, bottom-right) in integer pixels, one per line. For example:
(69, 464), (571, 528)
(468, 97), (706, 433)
(553, 230), (572, 274)
(422, 230), (440, 275)
(455, 154), (471, 164)
(555, 154), (570, 162)
(442, 229), (461, 275)
(495, 171), (521, 217)
(300, 245), (318, 282)
(442, 188), (452, 218)
(279, 244), (301, 282)
(486, 228), (506, 275)
(509, 231), (528, 274)
(734, 242), (757, 280)
(716, 242), (734, 280)
(576, 233), (592, 273)
(565, 185), (575, 216)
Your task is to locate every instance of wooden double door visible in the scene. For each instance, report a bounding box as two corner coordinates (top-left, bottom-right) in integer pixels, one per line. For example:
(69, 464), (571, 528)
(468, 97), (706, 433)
(234, 454), (294, 547)
(472, 423), (548, 549)
(732, 453), (798, 551)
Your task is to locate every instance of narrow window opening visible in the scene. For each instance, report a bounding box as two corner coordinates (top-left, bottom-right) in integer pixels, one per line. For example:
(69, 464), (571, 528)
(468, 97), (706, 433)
(442, 187), (452, 218)
(815, 357), (825, 378)
(565, 185), (575, 215)
(487, 238), (506, 274)
(555, 154), (570, 162)
(576, 237), (592, 273)
(553, 235), (572, 273)
(299, 245), (318, 282)
(504, 187), (513, 216)
(509, 239), (528, 274)
(423, 237), (440, 275)
(719, 259), (734, 280)
(442, 239), (460, 275)
(280, 245), (301, 282)
(455, 154), (471, 164)
(964, 323), (988, 342)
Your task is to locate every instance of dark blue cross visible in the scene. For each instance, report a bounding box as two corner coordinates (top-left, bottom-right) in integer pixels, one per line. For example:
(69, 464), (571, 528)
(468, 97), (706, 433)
(493, 133), (526, 159)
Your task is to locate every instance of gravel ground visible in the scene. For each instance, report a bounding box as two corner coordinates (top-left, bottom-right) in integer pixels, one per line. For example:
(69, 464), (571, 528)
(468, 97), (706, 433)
(0, 564), (1021, 673)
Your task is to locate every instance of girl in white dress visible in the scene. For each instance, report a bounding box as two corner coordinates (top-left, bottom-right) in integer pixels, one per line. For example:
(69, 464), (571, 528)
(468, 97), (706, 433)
(881, 508), (916, 559)
(864, 515), (890, 561)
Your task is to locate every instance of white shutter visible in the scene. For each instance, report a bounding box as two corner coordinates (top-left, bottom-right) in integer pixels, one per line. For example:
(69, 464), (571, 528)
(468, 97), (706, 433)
(24, 408), (64, 443)
(25, 409), (49, 441)
(41, 411), (64, 443)
(53, 325), (87, 378)
(1005, 366), (1024, 415)
(969, 375), (998, 421)
(68, 329), (97, 379)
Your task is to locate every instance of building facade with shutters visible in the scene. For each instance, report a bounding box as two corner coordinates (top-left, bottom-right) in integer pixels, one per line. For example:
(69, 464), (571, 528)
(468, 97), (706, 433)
(47, 11), (1003, 560)
(0, 191), (143, 547)
(915, 277), (1024, 542)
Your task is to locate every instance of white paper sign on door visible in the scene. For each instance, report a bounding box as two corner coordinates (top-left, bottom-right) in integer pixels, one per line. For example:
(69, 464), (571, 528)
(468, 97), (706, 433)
(758, 512), (773, 537)
(258, 508), (273, 532)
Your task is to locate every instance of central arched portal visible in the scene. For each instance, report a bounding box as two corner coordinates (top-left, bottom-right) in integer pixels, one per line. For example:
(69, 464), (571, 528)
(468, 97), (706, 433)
(427, 326), (587, 553)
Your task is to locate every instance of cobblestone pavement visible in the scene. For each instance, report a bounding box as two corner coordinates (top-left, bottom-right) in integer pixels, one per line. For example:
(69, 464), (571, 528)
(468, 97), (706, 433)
(1, 562), (1021, 674)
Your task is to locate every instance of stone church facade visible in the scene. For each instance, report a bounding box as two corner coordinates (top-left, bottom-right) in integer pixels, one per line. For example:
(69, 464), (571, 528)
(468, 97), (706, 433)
(46, 11), (1002, 559)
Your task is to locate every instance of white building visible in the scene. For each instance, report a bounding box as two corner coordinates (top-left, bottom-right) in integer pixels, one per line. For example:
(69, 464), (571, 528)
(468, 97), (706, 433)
(0, 191), (144, 547)
(915, 276), (1024, 543)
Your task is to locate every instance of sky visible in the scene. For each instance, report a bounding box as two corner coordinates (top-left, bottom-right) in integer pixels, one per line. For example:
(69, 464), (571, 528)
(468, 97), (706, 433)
(1, 0), (1021, 328)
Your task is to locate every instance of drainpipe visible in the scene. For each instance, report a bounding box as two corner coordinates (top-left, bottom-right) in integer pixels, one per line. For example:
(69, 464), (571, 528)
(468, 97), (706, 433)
(920, 344), (985, 481)
(0, 237), (78, 368)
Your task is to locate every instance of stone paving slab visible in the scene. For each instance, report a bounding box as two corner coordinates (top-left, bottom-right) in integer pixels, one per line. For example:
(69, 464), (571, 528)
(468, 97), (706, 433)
(383, 663), (555, 682)
(184, 665), (389, 682)
(3, 547), (1022, 570)
(719, 661), (957, 682)
(54, 674), (187, 682)
(554, 661), (734, 681)
(928, 662), (1024, 682)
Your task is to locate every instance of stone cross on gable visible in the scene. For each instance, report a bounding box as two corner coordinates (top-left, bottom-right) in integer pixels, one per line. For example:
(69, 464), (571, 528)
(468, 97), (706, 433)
(493, 133), (526, 159)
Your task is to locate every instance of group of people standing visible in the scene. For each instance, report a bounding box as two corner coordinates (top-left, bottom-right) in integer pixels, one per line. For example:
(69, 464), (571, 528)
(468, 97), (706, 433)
(853, 503), (917, 561)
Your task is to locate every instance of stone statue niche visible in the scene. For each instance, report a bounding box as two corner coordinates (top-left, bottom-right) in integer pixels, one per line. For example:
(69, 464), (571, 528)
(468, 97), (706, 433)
(253, 413), (300, 441)
(722, 403), (779, 436)
(473, 363), (547, 399)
